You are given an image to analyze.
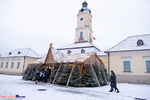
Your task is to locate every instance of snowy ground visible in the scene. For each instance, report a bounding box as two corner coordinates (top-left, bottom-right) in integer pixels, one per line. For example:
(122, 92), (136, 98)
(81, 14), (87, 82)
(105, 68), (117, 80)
(0, 74), (150, 100)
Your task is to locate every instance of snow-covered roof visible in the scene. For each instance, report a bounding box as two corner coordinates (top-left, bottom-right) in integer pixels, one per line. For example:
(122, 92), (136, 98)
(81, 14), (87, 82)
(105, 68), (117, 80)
(51, 47), (63, 62)
(57, 42), (103, 56)
(30, 52), (96, 64)
(57, 42), (95, 50)
(106, 34), (150, 52)
(30, 55), (46, 64)
(0, 48), (40, 58)
(97, 51), (107, 56)
(57, 52), (94, 63)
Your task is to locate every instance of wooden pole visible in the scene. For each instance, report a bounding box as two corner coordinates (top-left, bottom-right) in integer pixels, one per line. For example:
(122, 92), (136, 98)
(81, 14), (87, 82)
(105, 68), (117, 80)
(52, 65), (60, 84)
(66, 66), (74, 87)
(91, 64), (100, 87)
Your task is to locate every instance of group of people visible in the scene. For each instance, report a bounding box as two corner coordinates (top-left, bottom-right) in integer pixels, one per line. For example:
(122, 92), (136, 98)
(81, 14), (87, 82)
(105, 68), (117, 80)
(35, 68), (119, 93)
(35, 67), (51, 84)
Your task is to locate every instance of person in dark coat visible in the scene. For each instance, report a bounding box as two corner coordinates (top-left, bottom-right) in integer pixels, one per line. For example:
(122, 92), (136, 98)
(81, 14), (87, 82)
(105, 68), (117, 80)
(44, 70), (49, 83)
(109, 70), (120, 93)
(35, 70), (40, 84)
(48, 68), (51, 77)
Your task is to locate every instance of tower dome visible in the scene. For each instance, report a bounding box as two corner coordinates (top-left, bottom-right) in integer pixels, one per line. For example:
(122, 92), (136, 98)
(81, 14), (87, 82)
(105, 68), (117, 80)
(82, 0), (88, 7)
(79, 0), (91, 13)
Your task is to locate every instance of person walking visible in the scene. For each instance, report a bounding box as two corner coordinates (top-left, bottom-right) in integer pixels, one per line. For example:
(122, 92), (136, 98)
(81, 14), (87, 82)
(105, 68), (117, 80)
(44, 70), (49, 83)
(35, 70), (40, 84)
(109, 70), (120, 93)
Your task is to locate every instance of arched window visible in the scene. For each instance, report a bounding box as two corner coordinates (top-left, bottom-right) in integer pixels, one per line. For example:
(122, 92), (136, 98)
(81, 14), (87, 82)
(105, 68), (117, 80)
(80, 32), (83, 40)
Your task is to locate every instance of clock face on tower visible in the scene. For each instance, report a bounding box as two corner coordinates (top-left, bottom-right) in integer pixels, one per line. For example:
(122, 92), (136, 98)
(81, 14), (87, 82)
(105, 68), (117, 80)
(80, 17), (83, 21)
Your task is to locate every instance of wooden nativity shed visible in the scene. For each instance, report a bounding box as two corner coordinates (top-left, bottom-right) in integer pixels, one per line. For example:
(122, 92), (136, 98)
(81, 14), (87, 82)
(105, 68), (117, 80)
(29, 45), (104, 75)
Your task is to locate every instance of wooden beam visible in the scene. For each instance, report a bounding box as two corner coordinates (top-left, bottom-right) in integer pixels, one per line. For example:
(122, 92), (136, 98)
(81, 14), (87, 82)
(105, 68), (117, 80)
(66, 66), (74, 87)
(52, 65), (61, 84)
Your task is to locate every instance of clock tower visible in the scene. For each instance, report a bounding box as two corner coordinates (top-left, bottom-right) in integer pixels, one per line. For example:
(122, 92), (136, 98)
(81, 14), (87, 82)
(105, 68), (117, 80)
(75, 0), (93, 43)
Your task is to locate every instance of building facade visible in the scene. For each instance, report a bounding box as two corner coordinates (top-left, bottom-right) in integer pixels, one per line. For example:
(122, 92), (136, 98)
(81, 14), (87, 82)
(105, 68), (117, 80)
(105, 34), (150, 84)
(57, 1), (105, 58)
(0, 48), (40, 75)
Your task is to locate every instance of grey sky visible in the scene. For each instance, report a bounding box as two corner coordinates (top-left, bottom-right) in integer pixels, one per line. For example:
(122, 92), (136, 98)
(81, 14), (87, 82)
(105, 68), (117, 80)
(0, 0), (150, 55)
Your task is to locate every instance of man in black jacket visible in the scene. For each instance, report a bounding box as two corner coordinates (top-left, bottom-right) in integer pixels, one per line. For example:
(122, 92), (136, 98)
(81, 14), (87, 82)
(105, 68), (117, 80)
(109, 70), (120, 93)
(44, 70), (49, 83)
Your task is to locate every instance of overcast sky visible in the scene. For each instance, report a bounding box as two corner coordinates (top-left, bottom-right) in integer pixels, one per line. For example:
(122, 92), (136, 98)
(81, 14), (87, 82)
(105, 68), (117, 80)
(0, 0), (150, 55)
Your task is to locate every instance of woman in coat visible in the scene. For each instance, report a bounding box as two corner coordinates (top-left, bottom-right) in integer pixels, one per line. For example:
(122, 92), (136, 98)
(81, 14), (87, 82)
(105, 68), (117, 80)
(109, 70), (120, 93)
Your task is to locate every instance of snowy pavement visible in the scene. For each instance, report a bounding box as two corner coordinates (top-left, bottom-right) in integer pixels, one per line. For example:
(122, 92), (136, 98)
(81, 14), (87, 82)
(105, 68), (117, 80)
(0, 74), (150, 100)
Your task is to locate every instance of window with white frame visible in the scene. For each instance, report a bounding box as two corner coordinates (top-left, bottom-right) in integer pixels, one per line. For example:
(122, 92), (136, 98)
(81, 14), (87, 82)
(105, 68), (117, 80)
(144, 57), (150, 73)
(5, 60), (9, 68)
(11, 60), (15, 68)
(17, 59), (21, 68)
(121, 57), (132, 72)
(1, 60), (4, 68)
